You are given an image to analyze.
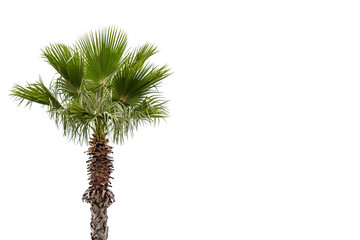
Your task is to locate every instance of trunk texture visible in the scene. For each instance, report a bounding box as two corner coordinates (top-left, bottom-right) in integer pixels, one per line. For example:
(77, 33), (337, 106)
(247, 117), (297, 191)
(83, 133), (115, 240)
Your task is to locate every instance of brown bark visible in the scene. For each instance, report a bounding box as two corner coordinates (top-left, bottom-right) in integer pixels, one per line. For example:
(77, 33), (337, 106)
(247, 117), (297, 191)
(83, 133), (115, 240)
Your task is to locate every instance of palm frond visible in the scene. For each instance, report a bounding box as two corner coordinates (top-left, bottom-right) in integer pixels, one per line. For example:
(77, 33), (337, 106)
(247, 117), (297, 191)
(104, 95), (168, 144)
(111, 44), (171, 106)
(10, 77), (96, 144)
(127, 43), (159, 68)
(76, 26), (128, 89)
(10, 77), (62, 108)
(42, 43), (84, 97)
(59, 100), (95, 144)
(131, 95), (169, 123)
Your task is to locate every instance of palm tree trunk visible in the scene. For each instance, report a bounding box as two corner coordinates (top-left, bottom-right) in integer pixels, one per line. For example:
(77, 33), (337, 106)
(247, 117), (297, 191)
(83, 133), (115, 240)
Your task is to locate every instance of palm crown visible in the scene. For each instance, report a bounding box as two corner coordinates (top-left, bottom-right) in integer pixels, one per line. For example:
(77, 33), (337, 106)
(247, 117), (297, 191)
(11, 26), (170, 144)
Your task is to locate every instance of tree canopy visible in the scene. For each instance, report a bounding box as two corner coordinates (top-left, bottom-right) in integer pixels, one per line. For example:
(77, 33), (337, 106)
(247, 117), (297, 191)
(11, 27), (171, 144)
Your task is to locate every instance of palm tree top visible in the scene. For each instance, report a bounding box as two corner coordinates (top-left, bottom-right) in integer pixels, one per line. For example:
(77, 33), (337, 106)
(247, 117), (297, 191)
(10, 26), (171, 144)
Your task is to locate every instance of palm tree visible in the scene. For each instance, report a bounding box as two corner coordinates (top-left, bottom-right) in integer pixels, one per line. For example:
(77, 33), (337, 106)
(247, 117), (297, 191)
(10, 26), (171, 240)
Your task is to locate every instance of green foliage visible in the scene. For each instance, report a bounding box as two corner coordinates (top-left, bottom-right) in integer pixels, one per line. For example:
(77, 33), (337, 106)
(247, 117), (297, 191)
(10, 26), (171, 144)
(42, 43), (85, 98)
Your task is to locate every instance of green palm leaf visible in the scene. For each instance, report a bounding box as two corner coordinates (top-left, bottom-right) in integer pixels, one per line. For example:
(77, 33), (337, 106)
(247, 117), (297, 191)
(111, 43), (171, 106)
(10, 77), (62, 108)
(76, 26), (128, 90)
(42, 43), (84, 97)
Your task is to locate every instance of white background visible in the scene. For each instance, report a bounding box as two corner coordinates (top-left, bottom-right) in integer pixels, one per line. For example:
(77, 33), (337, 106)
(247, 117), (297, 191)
(1, 0), (360, 239)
